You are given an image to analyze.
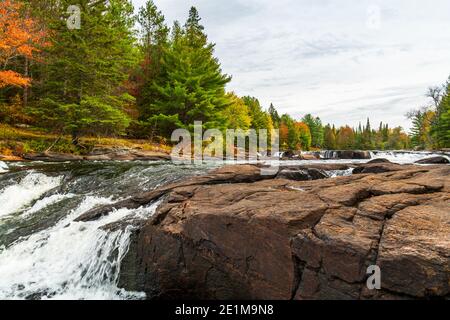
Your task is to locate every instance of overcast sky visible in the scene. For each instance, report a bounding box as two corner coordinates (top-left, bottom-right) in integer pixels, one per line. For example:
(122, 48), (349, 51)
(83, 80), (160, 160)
(131, 0), (450, 130)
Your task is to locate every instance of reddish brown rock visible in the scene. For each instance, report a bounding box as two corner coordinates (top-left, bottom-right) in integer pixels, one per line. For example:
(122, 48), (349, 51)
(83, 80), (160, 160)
(84, 163), (450, 300)
(376, 201), (450, 298)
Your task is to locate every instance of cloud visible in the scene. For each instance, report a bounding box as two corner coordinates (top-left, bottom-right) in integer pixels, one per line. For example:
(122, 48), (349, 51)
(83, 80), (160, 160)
(132, 0), (450, 130)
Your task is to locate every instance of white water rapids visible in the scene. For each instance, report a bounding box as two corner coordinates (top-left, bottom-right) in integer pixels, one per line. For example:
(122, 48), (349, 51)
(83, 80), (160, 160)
(0, 161), (8, 174)
(0, 172), (62, 218)
(0, 170), (160, 299)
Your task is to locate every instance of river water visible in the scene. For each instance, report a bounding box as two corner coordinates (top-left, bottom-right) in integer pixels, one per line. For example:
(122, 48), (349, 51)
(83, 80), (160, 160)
(0, 151), (448, 299)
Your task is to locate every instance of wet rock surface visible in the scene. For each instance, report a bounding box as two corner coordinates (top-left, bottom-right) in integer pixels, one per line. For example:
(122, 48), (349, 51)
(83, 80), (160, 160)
(81, 162), (449, 300)
(415, 156), (449, 164)
(322, 150), (372, 159)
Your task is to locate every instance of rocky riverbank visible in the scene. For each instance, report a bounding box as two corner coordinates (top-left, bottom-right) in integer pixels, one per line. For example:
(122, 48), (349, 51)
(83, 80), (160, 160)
(77, 159), (450, 300)
(0, 147), (171, 162)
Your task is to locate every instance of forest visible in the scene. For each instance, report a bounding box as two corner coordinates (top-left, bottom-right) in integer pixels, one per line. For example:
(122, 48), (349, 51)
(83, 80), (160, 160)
(0, 0), (449, 155)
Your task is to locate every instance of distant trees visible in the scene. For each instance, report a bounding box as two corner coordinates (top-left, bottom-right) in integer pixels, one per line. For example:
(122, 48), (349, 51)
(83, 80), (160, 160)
(223, 93), (251, 130)
(319, 121), (410, 151)
(408, 109), (435, 149)
(430, 79), (450, 148)
(278, 114), (311, 151)
(268, 103), (280, 128)
(302, 114), (323, 148)
(323, 125), (337, 150)
(408, 77), (450, 149)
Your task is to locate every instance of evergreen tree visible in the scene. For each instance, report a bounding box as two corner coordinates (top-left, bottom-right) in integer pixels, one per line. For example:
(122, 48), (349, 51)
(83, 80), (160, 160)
(147, 6), (231, 134)
(360, 118), (375, 149)
(31, 0), (137, 144)
(409, 109), (435, 149)
(268, 103), (280, 128)
(302, 114), (323, 148)
(431, 78), (450, 148)
(354, 122), (363, 149)
(184, 6), (206, 48)
(136, 0), (169, 120)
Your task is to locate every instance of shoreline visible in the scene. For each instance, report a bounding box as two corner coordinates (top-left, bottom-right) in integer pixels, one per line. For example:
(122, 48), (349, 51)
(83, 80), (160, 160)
(1, 149), (449, 163)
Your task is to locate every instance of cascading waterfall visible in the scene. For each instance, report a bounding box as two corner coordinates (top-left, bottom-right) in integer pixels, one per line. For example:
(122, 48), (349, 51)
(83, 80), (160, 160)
(0, 161), (211, 300)
(0, 196), (159, 300)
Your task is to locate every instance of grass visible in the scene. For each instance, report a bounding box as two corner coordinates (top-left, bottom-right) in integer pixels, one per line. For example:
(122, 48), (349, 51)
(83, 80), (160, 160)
(0, 124), (171, 156)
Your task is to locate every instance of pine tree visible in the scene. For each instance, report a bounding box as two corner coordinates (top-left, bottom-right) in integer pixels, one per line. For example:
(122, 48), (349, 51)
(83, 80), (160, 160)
(31, 0), (137, 144)
(136, 0), (169, 120)
(431, 78), (450, 148)
(268, 103), (280, 128)
(184, 6), (206, 48)
(361, 118), (375, 149)
(302, 114), (323, 148)
(147, 6), (232, 134)
(410, 109), (435, 149)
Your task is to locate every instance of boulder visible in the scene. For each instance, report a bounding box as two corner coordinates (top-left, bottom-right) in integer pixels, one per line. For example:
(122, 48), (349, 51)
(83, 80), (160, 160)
(281, 150), (297, 159)
(80, 163), (450, 300)
(367, 158), (391, 164)
(276, 168), (328, 181)
(415, 156), (449, 164)
(353, 162), (405, 174)
(323, 150), (371, 160)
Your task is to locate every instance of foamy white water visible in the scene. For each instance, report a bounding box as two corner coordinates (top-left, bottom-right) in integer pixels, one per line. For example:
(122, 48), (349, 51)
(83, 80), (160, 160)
(0, 161), (8, 173)
(22, 193), (75, 218)
(372, 151), (450, 164)
(0, 195), (160, 300)
(0, 172), (63, 218)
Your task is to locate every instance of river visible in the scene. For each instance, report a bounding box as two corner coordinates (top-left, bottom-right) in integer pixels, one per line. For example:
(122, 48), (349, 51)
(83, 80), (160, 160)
(0, 151), (448, 299)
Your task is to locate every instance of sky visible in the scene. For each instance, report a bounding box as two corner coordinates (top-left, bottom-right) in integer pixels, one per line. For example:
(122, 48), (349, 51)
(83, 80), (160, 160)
(131, 0), (450, 130)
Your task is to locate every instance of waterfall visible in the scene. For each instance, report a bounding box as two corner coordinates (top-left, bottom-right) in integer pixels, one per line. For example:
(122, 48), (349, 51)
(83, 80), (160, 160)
(323, 150), (338, 159)
(0, 194), (160, 300)
(0, 160), (211, 300)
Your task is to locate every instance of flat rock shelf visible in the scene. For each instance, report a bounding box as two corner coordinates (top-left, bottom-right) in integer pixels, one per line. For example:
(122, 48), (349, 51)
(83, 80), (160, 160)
(80, 161), (450, 300)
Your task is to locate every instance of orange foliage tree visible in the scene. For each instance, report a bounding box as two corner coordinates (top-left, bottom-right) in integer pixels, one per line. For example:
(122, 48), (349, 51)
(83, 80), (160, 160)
(0, 0), (48, 88)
